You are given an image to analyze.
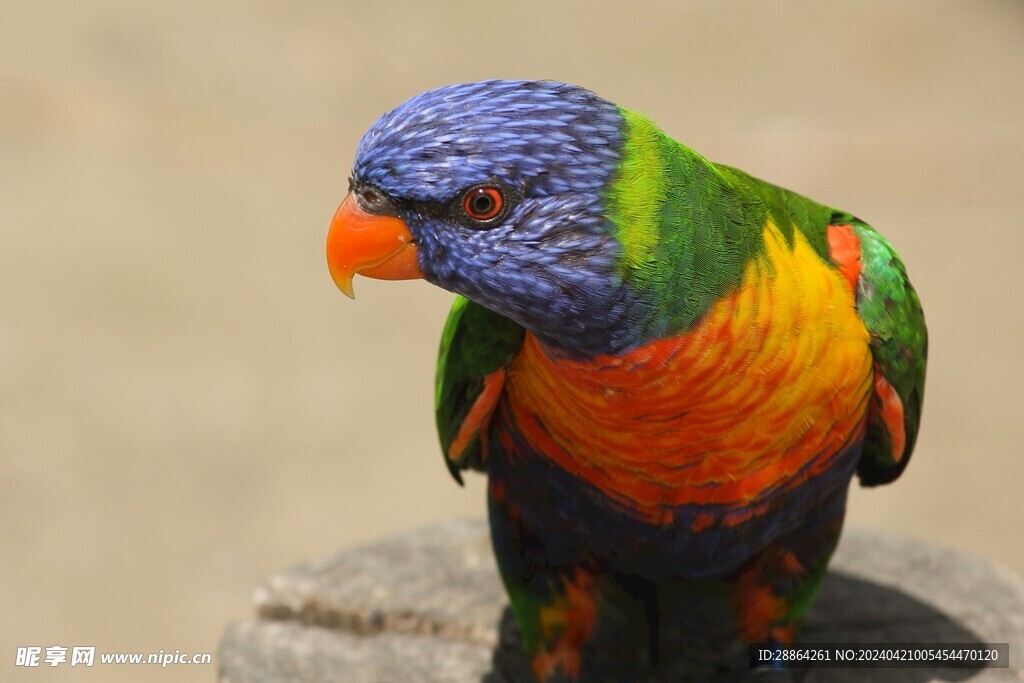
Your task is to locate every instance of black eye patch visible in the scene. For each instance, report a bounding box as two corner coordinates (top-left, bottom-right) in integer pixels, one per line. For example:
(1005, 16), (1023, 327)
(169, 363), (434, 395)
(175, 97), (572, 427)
(350, 178), (521, 231)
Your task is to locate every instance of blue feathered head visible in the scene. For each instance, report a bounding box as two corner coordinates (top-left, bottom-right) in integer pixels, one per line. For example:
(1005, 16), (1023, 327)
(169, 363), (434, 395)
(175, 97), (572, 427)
(327, 80), (653, 356)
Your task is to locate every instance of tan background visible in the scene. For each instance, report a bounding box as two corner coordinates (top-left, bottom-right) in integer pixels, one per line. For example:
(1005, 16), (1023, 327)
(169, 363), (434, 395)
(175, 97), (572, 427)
(2, 1), (1023, 681)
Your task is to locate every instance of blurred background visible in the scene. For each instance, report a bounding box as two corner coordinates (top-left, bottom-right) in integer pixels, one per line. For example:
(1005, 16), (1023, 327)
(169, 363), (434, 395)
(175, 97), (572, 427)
(2, 0), (1023, 680)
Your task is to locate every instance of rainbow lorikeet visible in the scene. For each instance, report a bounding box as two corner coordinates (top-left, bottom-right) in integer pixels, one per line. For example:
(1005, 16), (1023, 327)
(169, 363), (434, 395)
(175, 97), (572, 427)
(326, 80), (927, 681)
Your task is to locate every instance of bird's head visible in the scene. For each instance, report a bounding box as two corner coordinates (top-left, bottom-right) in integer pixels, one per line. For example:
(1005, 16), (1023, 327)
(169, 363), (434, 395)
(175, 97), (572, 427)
(326, 80), (657, 356)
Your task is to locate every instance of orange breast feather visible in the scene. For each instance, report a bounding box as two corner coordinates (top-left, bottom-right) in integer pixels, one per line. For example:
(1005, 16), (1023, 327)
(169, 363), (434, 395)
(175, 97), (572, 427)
(504, 222), (873, 525)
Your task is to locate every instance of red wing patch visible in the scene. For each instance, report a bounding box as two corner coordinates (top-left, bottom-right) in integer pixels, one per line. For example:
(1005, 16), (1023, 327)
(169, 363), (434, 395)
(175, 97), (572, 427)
(447, 368), (506, 464)
(872, 367), (907, 463)
(827, 223), (862, 292)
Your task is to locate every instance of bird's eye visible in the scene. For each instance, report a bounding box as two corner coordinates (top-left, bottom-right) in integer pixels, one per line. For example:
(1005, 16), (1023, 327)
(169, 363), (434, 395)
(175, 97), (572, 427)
(462, 186), (504, 222)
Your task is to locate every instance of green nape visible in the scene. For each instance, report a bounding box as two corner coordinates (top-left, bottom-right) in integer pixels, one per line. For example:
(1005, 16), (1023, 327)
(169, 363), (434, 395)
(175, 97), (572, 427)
(605, 108), (836, 337)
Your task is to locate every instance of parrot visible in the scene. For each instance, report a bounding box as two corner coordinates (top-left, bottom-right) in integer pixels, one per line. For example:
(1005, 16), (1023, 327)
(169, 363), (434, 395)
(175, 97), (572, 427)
(325, 80), (927, 681)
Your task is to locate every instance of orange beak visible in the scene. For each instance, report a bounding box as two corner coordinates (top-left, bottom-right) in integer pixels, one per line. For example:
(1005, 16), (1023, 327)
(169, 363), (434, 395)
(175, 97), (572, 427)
(325, 194), (423, 299)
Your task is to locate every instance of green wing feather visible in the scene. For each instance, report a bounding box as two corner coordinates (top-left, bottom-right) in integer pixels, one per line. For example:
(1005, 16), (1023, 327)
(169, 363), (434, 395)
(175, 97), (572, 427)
(690, 151), (928, 486)
(692, 146), (928, 486)
(435, 295), (525, 484)
(848, 222), (928, 485)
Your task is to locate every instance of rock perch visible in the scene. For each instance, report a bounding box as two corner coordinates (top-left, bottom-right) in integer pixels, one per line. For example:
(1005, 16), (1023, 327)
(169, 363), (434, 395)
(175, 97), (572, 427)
(219, 519), (1023, 682)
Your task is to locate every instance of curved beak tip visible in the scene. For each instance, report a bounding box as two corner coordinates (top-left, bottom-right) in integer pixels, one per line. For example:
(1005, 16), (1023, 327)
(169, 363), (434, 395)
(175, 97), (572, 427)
(334, 275), (356, 300)
(325, 242), (357, 299)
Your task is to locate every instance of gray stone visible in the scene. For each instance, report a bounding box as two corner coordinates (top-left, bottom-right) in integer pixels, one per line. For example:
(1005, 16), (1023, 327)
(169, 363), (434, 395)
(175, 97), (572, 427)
(218, 621), (499, 683)
(219, 520), (1024, 682)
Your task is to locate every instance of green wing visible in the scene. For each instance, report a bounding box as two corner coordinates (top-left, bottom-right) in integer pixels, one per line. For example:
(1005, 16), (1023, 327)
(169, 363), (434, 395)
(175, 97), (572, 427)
(667, 157), (927, 486)
(849, 222), (928, 486)
(729, 173), (927, 485)
(435, 295), (525, 484)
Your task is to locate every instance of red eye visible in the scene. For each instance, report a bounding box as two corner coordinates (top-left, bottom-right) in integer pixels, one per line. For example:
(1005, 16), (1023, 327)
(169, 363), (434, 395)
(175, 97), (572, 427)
(462, 187), (504, 221)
